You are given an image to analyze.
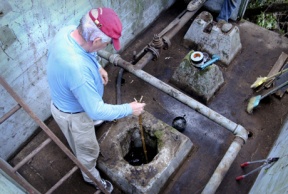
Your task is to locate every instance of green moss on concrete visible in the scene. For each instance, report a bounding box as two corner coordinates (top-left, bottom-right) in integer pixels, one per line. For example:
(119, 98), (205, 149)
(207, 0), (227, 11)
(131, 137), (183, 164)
(154, 130), (165, 148)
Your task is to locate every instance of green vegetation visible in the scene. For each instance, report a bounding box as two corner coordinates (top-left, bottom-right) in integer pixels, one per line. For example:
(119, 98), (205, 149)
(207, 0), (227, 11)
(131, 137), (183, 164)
(246, 0), (288, 37)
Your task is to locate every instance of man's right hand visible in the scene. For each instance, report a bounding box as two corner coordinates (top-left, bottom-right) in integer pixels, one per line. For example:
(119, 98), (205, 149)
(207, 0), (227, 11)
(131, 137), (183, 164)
(129, 101), (146, 116)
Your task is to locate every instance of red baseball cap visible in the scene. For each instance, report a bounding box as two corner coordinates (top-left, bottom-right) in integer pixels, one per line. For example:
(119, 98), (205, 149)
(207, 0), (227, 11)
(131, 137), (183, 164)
(89, 8), (122, 51)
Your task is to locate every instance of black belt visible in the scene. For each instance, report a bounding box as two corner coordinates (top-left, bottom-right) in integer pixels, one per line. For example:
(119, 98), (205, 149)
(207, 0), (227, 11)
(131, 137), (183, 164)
(53, 104), (82, 114)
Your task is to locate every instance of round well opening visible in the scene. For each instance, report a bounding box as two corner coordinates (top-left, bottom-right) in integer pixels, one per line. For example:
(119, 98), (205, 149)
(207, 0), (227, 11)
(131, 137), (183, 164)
(121, 127), (158, 166)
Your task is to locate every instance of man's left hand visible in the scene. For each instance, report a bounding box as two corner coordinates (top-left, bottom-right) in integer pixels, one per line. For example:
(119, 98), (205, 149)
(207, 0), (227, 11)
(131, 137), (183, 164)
(99, 67), (108, 85)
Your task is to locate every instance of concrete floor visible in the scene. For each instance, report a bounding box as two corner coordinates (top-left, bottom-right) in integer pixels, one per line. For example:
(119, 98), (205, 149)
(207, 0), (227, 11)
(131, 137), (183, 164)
(9, 2), (288, 194)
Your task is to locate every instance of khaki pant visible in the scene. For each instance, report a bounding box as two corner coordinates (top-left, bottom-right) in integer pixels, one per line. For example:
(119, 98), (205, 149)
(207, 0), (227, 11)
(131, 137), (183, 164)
(51, 102), (101, 183)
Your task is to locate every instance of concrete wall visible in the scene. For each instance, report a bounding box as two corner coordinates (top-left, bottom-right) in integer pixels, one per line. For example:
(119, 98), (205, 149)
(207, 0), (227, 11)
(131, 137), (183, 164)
(249, 116), (288, 194)
(0, 0), (176, 160)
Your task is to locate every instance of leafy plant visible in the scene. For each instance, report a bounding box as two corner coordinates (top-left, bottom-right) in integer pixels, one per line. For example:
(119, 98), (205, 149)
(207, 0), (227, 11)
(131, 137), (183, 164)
(247, 0), (288, 36)
(256, 13), (277, 30)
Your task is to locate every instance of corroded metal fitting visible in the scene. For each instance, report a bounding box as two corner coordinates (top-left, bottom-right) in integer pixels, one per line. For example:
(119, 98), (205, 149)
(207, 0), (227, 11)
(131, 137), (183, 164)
(151, 34), (163, 49)
(145, 45), (160, 61)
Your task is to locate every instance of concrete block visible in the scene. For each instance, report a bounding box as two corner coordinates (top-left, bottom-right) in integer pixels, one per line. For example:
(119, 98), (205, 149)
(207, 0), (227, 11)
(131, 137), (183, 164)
(183, 11), (242, 66)
(170, 50), (224, 103)
(98, 111), (193, 194)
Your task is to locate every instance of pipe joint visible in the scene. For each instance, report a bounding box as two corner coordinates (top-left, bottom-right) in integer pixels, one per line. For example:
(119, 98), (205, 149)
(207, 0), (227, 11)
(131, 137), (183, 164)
(109, 54), (121, 66)
(233, 124), (248, 143)
(145, 45), (160, 61)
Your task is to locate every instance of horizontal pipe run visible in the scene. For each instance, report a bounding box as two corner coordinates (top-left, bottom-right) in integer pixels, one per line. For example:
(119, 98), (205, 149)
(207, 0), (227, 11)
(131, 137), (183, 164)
(164, 10), (195, 40)
(98, 50), (248, 193)
(132, 11), (185, 64)
(98, 51), (247, 138)
(134, 8), (201, 69)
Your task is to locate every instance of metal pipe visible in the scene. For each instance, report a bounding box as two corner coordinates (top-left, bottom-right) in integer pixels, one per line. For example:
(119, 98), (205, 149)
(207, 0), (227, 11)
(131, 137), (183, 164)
(202, 137), (245, 194)
(98, 50), (248, 193)
(132, 10), (184, 64)
(99, 51), (247, 136)
(134, 8), (200, 69)
(164, 10), (194, 40)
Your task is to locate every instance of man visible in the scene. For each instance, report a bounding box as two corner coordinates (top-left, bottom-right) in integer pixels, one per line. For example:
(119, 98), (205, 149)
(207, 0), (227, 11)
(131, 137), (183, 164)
(187, 0), (237, 32)
(216, 0), (237, 32)
(47, 7), (146, 193)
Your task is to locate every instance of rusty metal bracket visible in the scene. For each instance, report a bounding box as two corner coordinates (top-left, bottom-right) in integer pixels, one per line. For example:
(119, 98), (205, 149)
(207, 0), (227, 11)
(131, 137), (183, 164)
(162, 36), (171, 50)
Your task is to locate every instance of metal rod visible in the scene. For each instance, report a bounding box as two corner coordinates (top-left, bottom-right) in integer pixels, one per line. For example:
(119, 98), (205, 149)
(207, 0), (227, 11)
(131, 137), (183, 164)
(0, 76), (109, 194)
(45, 166), (79, 194)
(12, 138), (52, 172)
(139, 113), (148, 163)
(134, 97), (148, 162)
(0, 158), (41, 194)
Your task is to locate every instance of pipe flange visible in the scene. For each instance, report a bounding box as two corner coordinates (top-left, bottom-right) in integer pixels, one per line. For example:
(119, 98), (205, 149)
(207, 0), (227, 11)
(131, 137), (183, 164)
(145, 45), (160, 61)
(162, 36), (171, 50)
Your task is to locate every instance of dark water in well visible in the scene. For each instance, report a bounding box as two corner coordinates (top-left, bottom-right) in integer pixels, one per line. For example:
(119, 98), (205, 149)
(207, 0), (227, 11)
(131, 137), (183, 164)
(124, 142), (157, 166)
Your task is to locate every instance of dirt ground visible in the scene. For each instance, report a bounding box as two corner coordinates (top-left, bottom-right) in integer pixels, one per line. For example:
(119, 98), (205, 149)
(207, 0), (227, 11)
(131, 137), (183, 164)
(9, 1), (288, 194)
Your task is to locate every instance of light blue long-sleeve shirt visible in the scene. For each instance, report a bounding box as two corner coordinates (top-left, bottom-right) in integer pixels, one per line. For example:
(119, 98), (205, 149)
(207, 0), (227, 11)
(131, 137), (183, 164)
(47, 25), (132, 121)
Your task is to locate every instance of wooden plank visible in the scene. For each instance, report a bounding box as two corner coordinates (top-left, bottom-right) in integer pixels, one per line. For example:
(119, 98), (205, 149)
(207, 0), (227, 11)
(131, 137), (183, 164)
(265, 52), (288, 88)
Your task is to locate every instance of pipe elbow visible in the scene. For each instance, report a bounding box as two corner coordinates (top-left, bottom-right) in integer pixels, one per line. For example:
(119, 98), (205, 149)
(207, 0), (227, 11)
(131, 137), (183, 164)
(233, 124), (248, 143)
